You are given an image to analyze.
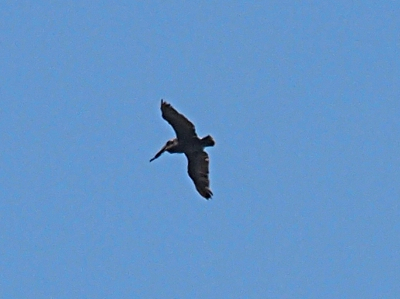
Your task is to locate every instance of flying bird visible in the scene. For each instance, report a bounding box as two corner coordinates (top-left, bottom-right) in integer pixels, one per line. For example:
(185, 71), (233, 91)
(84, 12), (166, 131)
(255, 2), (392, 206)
(150, 100), (215, 199)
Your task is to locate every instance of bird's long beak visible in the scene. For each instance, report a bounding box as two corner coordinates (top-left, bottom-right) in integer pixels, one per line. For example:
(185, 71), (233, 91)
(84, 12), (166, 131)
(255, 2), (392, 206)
(149, 144), (167, 162)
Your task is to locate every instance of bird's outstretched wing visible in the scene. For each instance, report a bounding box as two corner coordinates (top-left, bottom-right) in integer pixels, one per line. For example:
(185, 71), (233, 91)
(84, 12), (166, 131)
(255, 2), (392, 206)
(161, 100), (197, 141)
(186, 150), (213, 199)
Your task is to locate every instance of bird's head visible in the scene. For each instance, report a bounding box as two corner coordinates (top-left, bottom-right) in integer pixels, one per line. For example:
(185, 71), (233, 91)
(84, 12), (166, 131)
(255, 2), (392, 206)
(149, 138), (177, 162)
(165, 138), (177, 149)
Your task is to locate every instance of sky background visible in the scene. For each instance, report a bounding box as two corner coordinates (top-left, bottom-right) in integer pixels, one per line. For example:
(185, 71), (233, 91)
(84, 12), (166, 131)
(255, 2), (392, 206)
(1, 1), (399, 298)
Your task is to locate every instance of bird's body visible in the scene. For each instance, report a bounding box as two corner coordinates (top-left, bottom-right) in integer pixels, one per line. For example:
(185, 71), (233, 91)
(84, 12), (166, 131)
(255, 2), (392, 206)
(150, 100), (215, 199)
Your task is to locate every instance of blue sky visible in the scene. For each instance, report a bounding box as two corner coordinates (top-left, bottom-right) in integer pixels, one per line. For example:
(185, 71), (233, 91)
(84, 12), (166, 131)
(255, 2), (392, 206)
(1, 1), (399, 298)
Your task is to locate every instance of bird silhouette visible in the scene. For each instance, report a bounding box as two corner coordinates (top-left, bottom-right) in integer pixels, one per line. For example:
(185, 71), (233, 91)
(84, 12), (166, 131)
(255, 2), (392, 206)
(150, 100), (215, 199)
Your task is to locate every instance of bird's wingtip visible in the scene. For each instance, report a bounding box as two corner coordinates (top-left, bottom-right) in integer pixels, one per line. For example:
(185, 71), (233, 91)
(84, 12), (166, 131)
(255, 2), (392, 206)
(161, 99), (171, 107)
(202, 189), (213, 200)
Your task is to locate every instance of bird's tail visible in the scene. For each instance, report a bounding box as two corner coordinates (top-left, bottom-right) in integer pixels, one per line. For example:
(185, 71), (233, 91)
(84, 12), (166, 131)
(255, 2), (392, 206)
(201, 135), (215, 147)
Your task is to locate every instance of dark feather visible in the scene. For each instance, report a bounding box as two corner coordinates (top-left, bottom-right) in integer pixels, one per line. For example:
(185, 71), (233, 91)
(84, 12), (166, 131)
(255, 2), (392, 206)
(161, 100), (197, 141)
(186, 151), (213, 199)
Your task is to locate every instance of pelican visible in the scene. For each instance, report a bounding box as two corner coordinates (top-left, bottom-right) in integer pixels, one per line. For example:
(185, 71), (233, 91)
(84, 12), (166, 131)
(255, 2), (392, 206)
(150, 100), (215, 199)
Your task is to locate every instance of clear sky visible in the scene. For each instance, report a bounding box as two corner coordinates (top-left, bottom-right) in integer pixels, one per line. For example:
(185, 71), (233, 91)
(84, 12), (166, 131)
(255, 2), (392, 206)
(1, 1), (399, 298)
